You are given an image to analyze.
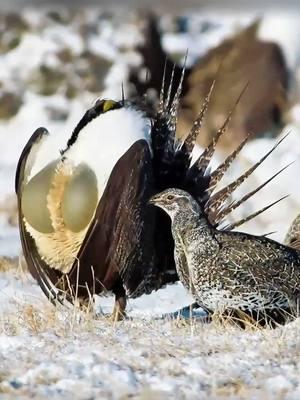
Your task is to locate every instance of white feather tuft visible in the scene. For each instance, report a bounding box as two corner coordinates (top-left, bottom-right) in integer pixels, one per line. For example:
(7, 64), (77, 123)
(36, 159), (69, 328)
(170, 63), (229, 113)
(28, 106), (151, 195)
(64, 107), (151, 195)
(28, 128), (70, 180)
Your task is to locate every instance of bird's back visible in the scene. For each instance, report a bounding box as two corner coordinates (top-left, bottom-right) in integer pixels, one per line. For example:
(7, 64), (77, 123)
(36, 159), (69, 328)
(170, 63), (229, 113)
(209, 229), (300, 310)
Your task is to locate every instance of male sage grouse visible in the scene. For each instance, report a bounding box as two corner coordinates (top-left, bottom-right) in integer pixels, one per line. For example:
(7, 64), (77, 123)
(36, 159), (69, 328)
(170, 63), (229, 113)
(16, 72), (288, 320)
(150, 188), (300, 327)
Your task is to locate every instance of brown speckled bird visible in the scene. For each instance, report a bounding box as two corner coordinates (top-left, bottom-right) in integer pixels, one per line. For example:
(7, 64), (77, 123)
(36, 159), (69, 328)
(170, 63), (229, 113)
(151, 188), (300, 326)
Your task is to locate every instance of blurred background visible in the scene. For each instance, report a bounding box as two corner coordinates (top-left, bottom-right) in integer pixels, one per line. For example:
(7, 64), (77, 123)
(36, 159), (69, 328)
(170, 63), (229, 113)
(1, 0), (300, 257)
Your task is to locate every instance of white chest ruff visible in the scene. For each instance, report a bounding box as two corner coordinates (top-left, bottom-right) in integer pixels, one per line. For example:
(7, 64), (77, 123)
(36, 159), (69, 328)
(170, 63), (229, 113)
(64, 107), (151, 194)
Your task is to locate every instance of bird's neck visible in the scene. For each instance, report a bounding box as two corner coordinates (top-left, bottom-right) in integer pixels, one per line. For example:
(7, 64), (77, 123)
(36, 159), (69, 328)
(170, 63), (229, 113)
(171, 209), (209, 234)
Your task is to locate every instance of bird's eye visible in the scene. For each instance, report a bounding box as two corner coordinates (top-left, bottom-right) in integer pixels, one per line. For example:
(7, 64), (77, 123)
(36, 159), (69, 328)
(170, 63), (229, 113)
(166, 194), (174, 201)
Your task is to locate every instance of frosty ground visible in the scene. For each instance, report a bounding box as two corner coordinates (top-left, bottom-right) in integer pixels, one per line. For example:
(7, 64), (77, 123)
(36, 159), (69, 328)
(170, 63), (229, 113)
(1, 7), (300, 400)
(1, 261), (300, 400)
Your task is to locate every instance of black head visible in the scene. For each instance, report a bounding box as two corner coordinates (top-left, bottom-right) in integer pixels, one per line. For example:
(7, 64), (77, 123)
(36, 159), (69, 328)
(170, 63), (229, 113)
(62, 99), (123, 153)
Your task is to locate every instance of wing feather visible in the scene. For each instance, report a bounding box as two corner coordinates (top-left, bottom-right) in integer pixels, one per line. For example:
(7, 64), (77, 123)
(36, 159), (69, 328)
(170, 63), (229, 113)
(65, 139), (155, 298)
(16, 127), (65, 303)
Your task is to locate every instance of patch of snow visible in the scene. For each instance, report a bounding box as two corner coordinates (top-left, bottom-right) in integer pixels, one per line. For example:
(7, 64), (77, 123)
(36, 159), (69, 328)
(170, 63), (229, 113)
(259, 12), (300, 69)
(265, 375), (294, 394)
(0, 33), (59, 84)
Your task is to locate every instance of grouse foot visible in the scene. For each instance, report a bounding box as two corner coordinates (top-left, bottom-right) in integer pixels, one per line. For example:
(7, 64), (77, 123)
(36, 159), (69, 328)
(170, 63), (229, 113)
(111, 279), (127, 322)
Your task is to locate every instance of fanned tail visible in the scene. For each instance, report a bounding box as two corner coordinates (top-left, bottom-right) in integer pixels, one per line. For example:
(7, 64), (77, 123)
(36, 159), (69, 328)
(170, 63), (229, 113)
(214, 163), (292, 225)
(184, 80), (215, 154)
(152, 74), (288, 233)
(206, 134), (289, 222)
(193, 83), (249, 176)
(165, 65), (176, 112)
(207, 133), (251, 195)
(158, 59), (167, 115)
(151, 58), (189, 188)
(166, 55), (187, 152)
(223, 195), (289, 231)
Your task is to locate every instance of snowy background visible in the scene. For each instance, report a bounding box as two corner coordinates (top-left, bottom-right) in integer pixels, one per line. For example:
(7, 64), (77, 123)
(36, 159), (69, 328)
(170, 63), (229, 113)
(1, 3), (300, 399)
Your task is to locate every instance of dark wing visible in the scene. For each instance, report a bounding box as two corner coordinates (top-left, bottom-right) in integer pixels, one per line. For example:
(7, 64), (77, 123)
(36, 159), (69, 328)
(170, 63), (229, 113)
(65, 139), (155, 299)
(19, 220), (65, 304)
(15, 127), (48, 194)
(16, 127), (65, 304)
(215, 230), (300, 297)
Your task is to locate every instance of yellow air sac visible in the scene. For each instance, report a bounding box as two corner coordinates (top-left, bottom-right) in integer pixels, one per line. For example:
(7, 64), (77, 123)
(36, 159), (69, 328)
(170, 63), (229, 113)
(21, 160), (58, 233)
(62, 163), (98, 232)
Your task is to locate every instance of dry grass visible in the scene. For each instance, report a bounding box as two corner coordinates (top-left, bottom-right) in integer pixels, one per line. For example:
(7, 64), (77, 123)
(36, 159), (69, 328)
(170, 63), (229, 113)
(1, 267), (300, 398)
(0, 256), (19, 273)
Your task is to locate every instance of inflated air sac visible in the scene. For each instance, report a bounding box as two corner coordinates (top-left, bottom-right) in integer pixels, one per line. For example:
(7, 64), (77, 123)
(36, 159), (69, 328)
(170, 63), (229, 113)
(62, 163), (98, 232)
(21, 160), (58, 233)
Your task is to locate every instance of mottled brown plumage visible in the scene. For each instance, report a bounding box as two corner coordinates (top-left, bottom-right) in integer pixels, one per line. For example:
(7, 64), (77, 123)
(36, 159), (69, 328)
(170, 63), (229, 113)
(151, 189), (300, 326)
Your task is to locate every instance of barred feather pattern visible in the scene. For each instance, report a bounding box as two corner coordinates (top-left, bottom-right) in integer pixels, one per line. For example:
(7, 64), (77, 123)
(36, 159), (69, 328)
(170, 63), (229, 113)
(206, 134), (289, 224)
(184, 81), (215, 154)
(151, 72), (288, 233)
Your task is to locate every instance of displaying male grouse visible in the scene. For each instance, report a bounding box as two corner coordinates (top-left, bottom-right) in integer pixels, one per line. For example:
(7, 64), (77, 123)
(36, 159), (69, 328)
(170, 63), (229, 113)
(150, 188), (300, 326)
(15, 75), (287, 319)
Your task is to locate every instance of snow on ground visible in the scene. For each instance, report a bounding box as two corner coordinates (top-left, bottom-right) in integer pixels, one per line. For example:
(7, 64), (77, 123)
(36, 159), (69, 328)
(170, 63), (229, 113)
(1, 7), (300, 399)
(1, 266), (300, 399)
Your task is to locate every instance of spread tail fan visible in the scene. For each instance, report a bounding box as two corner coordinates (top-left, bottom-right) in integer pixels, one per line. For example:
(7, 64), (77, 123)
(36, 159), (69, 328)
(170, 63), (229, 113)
(151, 71), (288, 228)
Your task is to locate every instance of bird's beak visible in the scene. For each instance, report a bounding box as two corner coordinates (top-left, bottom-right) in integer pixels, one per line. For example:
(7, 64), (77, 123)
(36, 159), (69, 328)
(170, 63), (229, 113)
(148, 195), (160, 205)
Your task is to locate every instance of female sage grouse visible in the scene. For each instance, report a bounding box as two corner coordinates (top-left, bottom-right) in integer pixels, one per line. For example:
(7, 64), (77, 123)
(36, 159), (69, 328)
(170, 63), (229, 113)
(15, 72), (288, 319)
(150, 188), (300, 326)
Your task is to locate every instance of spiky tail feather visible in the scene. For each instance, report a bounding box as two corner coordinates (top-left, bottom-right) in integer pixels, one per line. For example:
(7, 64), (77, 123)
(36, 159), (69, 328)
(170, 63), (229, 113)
(151, 70), (288, 231)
